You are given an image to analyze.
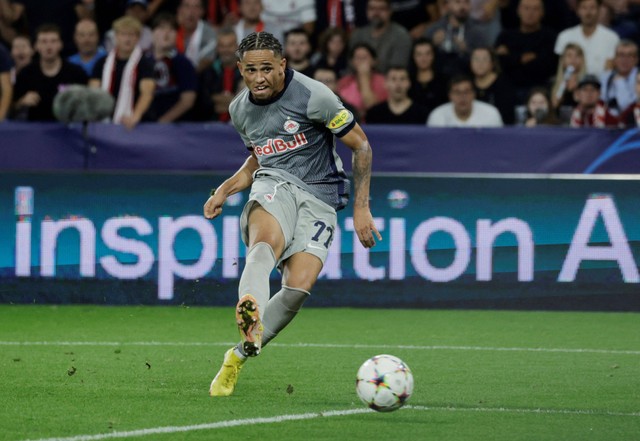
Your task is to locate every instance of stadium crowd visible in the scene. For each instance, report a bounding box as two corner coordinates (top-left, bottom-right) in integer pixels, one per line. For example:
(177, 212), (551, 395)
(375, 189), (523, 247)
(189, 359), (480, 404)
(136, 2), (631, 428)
(0, 0), (639, 128)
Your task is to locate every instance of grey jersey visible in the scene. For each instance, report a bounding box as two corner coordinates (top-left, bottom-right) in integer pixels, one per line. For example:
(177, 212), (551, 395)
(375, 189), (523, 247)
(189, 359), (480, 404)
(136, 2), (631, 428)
(229, 69), (356, 210)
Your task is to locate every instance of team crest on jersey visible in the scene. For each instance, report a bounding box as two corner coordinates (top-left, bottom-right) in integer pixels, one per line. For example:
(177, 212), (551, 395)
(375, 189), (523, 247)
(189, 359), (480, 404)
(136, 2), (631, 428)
(283, 119), (300, 134)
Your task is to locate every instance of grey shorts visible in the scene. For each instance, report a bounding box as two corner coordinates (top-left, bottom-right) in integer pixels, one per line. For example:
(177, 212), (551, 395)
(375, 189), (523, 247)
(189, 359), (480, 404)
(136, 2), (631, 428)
(240, 175), (337, 270)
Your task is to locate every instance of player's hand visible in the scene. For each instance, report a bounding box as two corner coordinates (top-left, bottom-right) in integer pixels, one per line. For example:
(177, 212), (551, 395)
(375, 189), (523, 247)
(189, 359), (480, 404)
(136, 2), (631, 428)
(203, 192), (226, 219)
(353, 207), (382, 249)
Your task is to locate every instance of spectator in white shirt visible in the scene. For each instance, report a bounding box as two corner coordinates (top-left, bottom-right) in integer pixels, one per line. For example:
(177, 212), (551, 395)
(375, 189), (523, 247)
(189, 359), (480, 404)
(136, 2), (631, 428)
(554, 0), (619, 76)
(427, 74), (503, 127)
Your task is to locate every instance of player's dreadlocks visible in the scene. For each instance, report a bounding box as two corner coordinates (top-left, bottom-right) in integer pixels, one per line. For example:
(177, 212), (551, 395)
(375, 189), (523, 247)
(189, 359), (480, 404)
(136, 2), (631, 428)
(236, 32), (283, 61)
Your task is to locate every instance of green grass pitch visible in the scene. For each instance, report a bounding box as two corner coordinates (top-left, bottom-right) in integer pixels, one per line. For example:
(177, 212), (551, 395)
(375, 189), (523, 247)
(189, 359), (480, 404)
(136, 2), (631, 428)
(1, 305), (639, 441)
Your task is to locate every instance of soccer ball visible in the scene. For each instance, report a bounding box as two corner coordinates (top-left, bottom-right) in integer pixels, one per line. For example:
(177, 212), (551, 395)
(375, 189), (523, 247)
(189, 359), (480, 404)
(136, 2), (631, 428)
(355, 354), (414, 412)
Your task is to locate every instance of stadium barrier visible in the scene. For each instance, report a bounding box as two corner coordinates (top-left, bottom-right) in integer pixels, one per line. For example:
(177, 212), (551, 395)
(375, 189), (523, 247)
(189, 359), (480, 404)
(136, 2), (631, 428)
(1, 122), (640, 173)
(2, 172), (639, 310)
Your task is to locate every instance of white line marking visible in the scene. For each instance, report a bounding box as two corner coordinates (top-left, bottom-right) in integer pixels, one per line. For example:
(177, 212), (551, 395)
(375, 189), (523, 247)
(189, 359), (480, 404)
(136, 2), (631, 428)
(20, 405), (640, 441)
(21, 409), (373, 441)
(1, 341), (639, 355)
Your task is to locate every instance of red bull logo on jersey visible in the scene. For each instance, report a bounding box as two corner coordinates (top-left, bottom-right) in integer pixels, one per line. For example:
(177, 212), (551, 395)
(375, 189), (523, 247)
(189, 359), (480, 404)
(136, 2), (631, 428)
(253, 133), (308, 157)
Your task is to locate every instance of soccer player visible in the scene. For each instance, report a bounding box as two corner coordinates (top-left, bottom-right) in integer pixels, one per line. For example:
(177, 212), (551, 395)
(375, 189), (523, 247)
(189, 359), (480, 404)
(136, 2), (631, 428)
(204, 31), (381, 397)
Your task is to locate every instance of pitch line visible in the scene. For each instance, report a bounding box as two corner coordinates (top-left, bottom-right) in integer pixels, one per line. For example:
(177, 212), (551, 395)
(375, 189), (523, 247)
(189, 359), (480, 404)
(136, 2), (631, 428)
(20, 405), (640, 441)
(1, 341), (639, 355)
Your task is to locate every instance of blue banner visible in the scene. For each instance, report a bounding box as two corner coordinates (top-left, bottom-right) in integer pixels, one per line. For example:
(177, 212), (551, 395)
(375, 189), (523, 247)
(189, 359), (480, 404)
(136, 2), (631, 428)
(1, 172), (639, 310)
(1, 123), (640, 174)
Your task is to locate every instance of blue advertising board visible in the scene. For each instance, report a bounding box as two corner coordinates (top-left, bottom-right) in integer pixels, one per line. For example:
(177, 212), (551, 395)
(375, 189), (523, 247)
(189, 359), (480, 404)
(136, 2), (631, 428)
(1, 172), (639, 310)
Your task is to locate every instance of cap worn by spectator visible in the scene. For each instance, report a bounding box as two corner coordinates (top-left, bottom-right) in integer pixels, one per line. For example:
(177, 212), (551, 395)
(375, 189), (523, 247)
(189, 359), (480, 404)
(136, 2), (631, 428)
(127, 0), (148, 8)
(578, 75), (601, 89)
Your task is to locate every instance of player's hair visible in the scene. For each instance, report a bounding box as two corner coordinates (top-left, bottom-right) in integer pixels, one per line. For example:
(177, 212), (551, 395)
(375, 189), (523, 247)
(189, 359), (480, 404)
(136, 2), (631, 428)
(236, 32), (283, 61)
(576, 0), (601, 5)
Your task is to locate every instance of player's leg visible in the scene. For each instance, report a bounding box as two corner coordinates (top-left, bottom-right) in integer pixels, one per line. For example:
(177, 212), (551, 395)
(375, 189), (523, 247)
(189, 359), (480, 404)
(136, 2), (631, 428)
(236, 205), (285, 356)
(261, 252), (323, 347)
(210, 205), (285, 397)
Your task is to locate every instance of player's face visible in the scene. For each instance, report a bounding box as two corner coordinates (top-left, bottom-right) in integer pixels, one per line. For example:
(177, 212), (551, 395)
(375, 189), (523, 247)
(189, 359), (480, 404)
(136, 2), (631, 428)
(238, 49), (287, 101)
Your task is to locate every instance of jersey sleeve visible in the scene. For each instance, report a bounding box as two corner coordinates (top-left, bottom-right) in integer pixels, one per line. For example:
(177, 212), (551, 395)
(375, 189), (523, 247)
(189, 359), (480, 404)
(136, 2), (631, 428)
(307, 81), (355, 138)
(229, 95), (253, 150)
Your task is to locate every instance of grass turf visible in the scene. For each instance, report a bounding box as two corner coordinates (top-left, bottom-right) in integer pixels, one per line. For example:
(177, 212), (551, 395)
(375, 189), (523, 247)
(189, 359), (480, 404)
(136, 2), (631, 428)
(0, 305), (639, 441)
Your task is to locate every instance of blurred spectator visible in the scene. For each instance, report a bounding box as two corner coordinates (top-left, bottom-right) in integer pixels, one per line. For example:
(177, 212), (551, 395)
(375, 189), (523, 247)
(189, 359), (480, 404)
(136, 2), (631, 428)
(13, 24), (87, 121)
(366, 66), (428, 124)
(206, 0), (240, 27)
(619, 70), (640, 127)
(427, 74), (503, 126)
(494, 0), (557, 103)
(310, 27), (349, 78)
(555, 0), (619, 76)
(284, 28), (314, 77)
(599, 39), (638, 116)
(470, 0), (502, 46)
(68, 18), (106, 76)
(94, 0), (129, 40)
(408, 38), (447, 113)
(3, 0), (82, 57)
(500, 0), (576, 34)
(470, 46), (516, 124)
(90, 16), (155, 129)
(0, 0), (26, 47)
(261, 0), (316, 42)
(9, 34), (32, 83)
(197, 26), (241, 121)
(550, 42), (586, 112)
(105, 0), (154, 53)
(0, 42), (11, 120)
(176, 0), (217, 72)
(389, 0), (440, 39)
(313, 66), (358, 119)
(569, 73), (619, 127)
(350, 0), (412, 73)
(314, 0), (367, 37)
(599, 0), (640, 46)
(149, 13), (197, 122)
(234, 0), (277, 42)
(337, 42), (387, 120)
(521, 86), (560, 126)
(424, 0), (488, 76)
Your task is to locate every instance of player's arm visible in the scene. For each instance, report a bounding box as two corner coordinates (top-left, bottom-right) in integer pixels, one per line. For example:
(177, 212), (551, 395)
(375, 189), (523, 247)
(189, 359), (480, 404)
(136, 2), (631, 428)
(340, 123), (381, 249)
(203, 152), (259, 219)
